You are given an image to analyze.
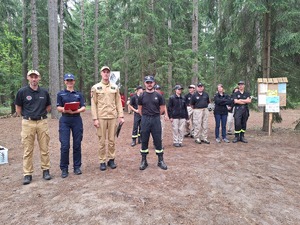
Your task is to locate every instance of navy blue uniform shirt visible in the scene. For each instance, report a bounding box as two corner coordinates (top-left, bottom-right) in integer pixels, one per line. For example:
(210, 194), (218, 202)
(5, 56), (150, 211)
(56, 89), (85, 109)
(15, 85), (51, 118)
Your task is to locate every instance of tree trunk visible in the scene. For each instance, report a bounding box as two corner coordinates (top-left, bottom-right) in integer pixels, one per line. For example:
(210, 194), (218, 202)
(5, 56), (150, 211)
(147, 0), (156, 75)
(79, 0), (85, 93)
(124, 22), (129, 112)
(59, 0), (64, 90)
(167, 17), (172, 95)
(22, 0), (29, 86)
(262, 8), (271, 132)
(192, 0), (199, 85)
(31, 0), (39, 70)
(94, 0), (99, 83)
(48, 0), (60, 119)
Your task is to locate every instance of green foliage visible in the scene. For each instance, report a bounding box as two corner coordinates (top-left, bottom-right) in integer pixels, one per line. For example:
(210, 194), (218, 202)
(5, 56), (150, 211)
(0, 0), (300, 110)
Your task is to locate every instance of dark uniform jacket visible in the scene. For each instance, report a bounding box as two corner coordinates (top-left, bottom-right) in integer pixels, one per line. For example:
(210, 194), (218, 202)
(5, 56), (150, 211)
(213, 92), (232, 115)
(168, 94), (189, 120)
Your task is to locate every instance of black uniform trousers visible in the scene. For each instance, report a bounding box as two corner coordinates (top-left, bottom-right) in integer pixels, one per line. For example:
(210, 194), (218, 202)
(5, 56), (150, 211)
(140, 115), (163, 155)
(132, 112), (141, 138)
(234, 105), (249, 134)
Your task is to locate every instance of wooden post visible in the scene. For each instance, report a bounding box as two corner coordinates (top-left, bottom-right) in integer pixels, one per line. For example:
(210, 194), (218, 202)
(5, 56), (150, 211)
(268, 112), (272, 136)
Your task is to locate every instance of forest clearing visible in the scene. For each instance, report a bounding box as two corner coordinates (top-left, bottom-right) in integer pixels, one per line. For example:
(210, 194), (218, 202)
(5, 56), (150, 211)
(1, 109), (299, 224)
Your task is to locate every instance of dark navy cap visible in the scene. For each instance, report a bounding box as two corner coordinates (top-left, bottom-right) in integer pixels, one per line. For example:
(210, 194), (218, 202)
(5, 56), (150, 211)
(64, 73), (75, 80)
(136, 85), (143, 90)
(174, 85), (183, 90)
(197, 82), (204, 87)
(238, 80), (245, 85)
(144, 75), (155, 82)
(154, 84), (161, 90)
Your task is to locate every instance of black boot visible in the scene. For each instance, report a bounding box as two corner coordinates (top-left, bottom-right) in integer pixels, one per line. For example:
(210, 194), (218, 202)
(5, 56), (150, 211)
(131, 138), (137, 147)
(43, 169), (52, 180)
(240, 133), (248, 143)
(139, 154), (148, 170)
(107, 159), (117, 169)
(157, 154), (167, 170)
(232, 133), (239, 143)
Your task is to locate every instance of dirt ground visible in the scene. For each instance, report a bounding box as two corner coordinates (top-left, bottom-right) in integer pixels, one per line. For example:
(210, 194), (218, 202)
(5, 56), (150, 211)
(0, 108), (300, 225)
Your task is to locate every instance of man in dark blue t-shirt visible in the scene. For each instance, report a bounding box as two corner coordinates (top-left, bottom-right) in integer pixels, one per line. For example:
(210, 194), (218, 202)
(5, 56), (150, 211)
(138, 75), (167, 170)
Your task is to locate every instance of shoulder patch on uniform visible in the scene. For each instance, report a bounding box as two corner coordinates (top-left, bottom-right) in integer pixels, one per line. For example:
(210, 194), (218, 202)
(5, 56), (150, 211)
(111, 87), (116, 90)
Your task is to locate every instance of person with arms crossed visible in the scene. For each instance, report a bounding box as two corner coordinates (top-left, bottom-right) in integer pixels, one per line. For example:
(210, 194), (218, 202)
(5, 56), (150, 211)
(138, 76), (167, 170)
(91, 66), (125, 171)
(15, 70), (52, 185)
(213, 84), (232, 143)
(232, 81), (252, 143)
(56, 73), (86, 178)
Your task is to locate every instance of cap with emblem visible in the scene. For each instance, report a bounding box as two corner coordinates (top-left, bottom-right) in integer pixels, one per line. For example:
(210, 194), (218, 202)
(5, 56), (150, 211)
(144, 75), (155, 82)
(64, 73), (75, 80)
(100, 66), (110, 72)
(197, 82), (204, 87)
(174, 85), (183, 90)
(238, 80), (245, 85)
(27, 70), (40, 76)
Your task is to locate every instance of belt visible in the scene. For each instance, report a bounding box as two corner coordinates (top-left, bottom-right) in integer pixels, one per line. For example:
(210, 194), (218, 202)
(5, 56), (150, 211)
(62, 113), (80, 117)
(23, 115), (47, 121)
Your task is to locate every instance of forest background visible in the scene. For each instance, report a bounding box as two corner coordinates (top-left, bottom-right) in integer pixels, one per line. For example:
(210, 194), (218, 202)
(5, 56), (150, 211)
(0, 0), (299, 121)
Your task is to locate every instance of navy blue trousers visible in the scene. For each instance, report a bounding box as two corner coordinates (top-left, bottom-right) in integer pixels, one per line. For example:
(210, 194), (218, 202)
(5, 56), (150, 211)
(59, 116), (83, 170)
(214, 114), (228, 139)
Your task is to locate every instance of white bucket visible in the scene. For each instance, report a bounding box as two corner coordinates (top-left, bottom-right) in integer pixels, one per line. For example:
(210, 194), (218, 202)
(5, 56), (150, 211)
(0, 146), (8, 164)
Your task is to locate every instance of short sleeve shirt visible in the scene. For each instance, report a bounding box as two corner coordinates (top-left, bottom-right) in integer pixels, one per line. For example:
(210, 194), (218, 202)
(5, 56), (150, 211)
(232, 91), (251, 106)
(190, 91), (210, 109)
(15, 85), (51, 117)
(56, 89), (85, 109)
(138, 91), (165, 116)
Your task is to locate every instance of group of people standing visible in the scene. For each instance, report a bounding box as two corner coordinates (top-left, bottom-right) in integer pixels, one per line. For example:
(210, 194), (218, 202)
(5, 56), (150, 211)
(15, 66), (124, 185)
(129, 79), (252, 158)
(15, 67), (251, 185)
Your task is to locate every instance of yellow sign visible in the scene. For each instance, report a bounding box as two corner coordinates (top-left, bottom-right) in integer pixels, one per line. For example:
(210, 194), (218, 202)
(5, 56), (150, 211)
(267, 90), (278, 96)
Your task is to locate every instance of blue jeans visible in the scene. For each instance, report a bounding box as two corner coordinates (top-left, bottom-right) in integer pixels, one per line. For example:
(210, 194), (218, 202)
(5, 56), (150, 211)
(59, 116), (83, 170)
(214, 114), (228, 139)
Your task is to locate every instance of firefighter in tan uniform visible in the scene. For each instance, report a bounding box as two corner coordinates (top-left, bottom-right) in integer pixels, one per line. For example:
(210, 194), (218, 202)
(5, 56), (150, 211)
(91, 66), (124, 171)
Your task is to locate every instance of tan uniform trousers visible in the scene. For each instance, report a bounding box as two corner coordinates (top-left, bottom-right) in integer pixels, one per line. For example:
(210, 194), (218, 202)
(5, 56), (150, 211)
(227, 108), (235, 133)
(97, 118), (117, 163)
(185, 106), (194, 135)
(21, 119), (50, 176)
(172, 118), (186, 144)
(193, 108), (209, 140)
